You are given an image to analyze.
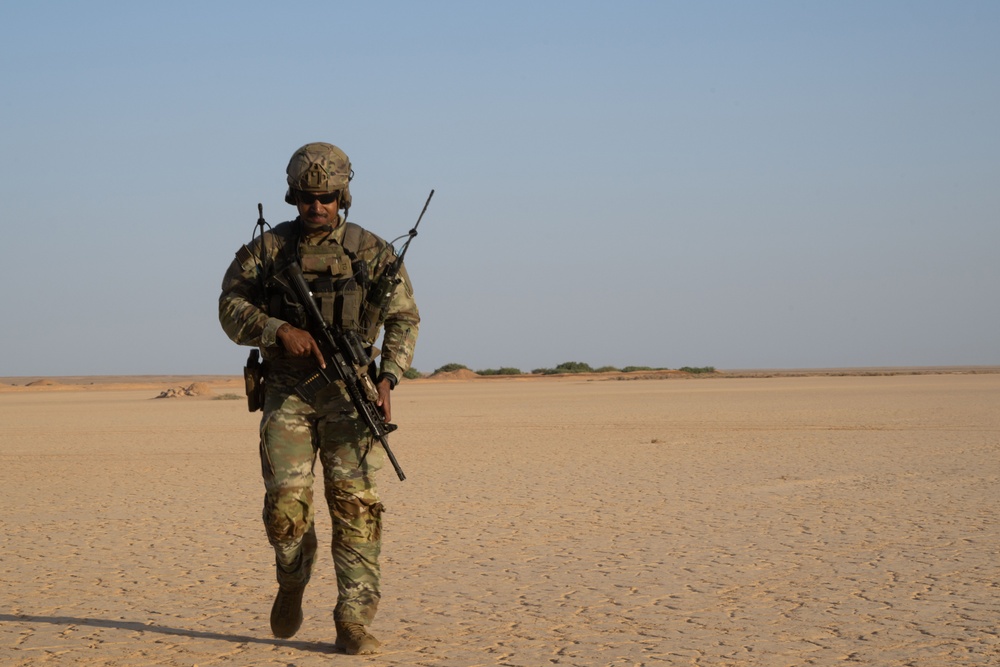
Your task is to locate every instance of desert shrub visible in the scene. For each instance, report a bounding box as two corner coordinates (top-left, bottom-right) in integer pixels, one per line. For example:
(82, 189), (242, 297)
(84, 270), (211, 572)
(531, 361), (598, 375)
(553, 361), (594, 373)
(595, 366), (619, 373)
(433, 363), (469, 374)
(679, 366), (716, 374)
(477, 367), (522, 376)
(214, 393), (242, 400)
(621, 365), (654, 373)
(403, 367), (422, 380)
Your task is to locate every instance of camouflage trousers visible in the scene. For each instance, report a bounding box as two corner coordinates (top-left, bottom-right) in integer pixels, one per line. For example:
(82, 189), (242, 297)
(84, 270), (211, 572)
(259, 377), (385, 626)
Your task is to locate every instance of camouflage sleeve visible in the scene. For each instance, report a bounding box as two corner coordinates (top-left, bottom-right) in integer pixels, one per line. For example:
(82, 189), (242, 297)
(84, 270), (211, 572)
(379, 262), (420, 383)
(219, 255), (287, 347)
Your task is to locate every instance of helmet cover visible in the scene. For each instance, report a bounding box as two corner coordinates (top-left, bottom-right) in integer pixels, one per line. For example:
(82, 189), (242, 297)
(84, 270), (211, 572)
(284, 142), (352, 209)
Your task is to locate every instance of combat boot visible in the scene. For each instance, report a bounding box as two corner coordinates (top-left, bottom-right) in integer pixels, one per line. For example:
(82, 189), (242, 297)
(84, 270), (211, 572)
(335, 621), (381, 655)
(270, 584), (305, 639)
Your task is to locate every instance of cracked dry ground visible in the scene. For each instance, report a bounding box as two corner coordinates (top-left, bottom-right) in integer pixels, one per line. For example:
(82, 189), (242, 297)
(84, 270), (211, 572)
(2, 373), (998, 665)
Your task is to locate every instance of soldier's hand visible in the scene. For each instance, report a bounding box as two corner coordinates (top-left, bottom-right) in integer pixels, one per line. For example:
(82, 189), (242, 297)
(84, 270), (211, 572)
(276, 323), (326, 368)
(376, 378), (392, 421)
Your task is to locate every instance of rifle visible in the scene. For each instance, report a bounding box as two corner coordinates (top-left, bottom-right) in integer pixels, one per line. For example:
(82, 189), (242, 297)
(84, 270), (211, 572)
(282, 260), (407, 481)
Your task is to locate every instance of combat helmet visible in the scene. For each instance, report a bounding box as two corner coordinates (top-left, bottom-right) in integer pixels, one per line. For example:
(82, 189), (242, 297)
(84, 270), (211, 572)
(285, 142), (353, 210)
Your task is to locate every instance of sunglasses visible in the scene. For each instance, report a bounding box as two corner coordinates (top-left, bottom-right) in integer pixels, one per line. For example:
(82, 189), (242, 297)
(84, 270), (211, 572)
(295, 191), (339, 205)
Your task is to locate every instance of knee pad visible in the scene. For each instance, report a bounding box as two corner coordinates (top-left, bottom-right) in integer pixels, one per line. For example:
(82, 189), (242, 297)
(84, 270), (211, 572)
(263, 487), (314, 545)
(329, 495), (384, 545)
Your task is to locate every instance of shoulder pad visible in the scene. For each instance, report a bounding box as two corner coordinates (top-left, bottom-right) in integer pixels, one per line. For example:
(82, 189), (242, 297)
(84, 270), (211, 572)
(343, 222), (364, 254)
(235, 244), (254, 266)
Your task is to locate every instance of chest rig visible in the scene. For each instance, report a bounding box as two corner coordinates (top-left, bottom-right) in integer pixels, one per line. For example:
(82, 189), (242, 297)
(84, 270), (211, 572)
(271, 222), (368, 335)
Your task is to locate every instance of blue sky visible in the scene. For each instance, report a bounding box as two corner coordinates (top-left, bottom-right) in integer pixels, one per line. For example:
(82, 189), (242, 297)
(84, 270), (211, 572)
(1, 1), (997, 376)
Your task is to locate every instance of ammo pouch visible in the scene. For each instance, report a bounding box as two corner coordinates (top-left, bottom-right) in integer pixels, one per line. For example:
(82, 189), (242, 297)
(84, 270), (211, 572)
(297, 244), (366, 334)
(244, 349), (267, 412)
(306, 274), (364, 332)
(270, 292), (307, 330)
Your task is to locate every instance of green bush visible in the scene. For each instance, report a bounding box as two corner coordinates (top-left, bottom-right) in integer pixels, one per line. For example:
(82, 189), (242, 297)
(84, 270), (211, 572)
(679, 366), (716, 374)
(433, 363), (469, 374)
(477, 367), (522, 376)
(595, 366), (620, 373)
(403, 367), (422, 380)
(554, 361), (594, 373)
(621, 365), (655, 373)
(531, 362), (599, 375)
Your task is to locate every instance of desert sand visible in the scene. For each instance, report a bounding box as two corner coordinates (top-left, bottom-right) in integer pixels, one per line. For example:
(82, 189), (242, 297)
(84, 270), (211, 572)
(1, 371), (998, 666)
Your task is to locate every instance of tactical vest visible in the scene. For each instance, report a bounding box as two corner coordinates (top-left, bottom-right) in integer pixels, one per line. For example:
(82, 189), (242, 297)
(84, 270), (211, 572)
(269, 222), (369, 335)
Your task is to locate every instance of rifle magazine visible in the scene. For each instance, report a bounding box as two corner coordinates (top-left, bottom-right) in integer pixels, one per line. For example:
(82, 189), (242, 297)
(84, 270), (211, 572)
(294, 370), (330, 404)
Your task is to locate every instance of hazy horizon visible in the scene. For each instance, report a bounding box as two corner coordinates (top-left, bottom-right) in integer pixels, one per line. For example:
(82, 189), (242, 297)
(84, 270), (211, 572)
(4, 364), (1000, 383)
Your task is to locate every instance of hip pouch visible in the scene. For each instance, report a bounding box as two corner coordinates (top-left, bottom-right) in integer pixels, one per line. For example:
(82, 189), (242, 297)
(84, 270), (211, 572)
(244, 349), (267, 412)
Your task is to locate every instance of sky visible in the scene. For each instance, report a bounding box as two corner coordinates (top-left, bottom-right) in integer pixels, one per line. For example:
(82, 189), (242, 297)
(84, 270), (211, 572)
(1, 1), (997, 376)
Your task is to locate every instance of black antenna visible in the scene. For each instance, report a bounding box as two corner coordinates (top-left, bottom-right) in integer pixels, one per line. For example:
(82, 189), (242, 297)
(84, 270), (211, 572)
(397, 189), (434, 263)
(253, 203), (273, 293)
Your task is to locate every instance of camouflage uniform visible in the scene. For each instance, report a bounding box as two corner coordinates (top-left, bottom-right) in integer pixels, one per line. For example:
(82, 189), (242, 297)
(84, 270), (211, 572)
(219, 216), (419, 627)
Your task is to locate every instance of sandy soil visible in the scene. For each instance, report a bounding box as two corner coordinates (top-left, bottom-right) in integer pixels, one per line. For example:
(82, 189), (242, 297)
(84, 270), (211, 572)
(1, 372), (998, 666)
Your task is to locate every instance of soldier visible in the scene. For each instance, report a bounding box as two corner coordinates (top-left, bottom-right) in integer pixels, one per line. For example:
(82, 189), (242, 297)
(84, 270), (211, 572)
(219, 142), (419, 654)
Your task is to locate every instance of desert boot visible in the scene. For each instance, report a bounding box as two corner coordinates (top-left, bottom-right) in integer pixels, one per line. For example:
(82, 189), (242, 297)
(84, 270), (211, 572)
(270, 584), (305, 638)
(335, 621), (381, 655)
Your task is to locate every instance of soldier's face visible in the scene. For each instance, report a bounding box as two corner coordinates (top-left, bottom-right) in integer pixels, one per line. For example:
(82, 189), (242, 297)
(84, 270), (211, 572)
(295, 191), (340, 228)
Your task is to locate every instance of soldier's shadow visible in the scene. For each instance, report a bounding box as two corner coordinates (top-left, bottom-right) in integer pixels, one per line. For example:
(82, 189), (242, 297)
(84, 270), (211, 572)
(0, 613), (334, 654)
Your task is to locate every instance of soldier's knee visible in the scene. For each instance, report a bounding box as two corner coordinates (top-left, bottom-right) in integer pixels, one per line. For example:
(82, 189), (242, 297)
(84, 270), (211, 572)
(330, 494), (384, 544)
(263, 487), (314, 545)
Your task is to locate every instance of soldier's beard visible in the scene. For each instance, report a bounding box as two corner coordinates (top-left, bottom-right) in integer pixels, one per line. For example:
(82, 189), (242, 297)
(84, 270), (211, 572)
(302, 215), (337, 234)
